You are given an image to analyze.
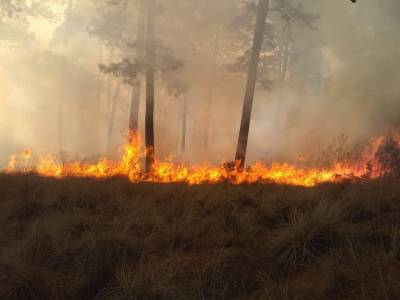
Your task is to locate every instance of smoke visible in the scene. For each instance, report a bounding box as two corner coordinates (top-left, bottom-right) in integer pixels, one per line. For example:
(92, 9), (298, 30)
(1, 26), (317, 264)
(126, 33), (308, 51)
(1, 0), (400, 167)
(247, 0), (400, 164)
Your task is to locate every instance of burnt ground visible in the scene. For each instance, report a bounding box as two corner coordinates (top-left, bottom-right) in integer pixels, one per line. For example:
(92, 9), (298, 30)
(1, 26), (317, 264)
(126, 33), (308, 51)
(1, 174), (400, 299)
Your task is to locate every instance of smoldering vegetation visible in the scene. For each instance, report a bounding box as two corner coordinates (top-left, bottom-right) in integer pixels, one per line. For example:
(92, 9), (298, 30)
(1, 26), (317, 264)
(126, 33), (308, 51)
(1, 1), (400, 167)
(1, 174), (400, 299)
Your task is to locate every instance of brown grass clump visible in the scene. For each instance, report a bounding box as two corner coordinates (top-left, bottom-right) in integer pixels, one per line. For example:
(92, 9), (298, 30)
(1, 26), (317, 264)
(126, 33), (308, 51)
(0, 174), (400, 299)
(270, 200), (346, 272)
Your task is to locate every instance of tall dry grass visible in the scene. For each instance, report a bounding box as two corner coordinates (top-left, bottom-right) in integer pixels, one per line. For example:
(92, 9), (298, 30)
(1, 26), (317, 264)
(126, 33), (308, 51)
(0, 174), (400, 299)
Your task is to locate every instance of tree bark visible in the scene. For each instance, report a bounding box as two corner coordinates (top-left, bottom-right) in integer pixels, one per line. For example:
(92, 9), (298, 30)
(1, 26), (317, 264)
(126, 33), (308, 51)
(181, 93), (188, 154)
(235, 0), (269, 169)
(128, 0), (146, 139)
(145, 0), (156, 172)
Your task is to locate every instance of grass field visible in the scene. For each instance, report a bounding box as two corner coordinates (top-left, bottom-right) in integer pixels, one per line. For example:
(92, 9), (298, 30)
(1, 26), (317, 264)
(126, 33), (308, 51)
(1, 174), (400, 299)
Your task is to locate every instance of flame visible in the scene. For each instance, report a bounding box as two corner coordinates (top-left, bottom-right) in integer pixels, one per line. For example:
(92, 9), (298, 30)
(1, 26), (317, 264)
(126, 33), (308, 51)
(6, 155), (17, 173)
(3, 131), (400, 187)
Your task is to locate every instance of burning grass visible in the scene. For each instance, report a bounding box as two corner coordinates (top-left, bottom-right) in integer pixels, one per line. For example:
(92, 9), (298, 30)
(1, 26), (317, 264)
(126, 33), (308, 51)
(0, 174), (400, 299)
(4, 131), (400, 187)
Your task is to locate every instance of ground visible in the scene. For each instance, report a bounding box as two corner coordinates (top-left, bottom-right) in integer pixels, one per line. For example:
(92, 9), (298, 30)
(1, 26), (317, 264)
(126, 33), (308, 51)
(0, 174), (400, 300)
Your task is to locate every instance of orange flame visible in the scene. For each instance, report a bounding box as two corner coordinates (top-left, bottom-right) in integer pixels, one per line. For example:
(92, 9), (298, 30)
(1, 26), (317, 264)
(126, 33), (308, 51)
(3, 131), (400, 187)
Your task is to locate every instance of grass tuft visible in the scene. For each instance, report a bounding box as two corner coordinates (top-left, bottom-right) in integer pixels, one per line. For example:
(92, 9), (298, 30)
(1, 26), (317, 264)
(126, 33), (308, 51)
(0, 174), (400, 299)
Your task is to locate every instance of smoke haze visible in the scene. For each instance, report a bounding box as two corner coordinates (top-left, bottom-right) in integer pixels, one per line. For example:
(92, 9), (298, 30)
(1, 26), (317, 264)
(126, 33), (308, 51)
(1, 0), (399, 166)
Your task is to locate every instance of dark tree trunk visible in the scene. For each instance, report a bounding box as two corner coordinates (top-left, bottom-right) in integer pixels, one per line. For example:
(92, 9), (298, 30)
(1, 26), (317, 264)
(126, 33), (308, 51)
(128, 0), (146, 139)
(107, 83), (121, 153)
(145, 0), (156, 172)
(235, 0), (269, 169)
(181, 93), (188, 153)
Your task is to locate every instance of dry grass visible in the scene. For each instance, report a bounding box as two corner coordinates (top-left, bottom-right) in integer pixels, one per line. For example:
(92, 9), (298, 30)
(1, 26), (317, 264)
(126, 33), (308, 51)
(0, 174), (400, 299)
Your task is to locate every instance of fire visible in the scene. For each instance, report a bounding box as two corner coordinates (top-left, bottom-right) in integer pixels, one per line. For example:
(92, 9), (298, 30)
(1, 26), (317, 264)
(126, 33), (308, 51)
(3, 131), (400, 187)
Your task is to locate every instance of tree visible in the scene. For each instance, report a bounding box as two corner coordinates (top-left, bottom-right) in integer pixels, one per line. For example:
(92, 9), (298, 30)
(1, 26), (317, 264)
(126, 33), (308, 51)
(97, 0), (129, 152)
(145, 0), (156, 171)
(0, 0), (59, 46)
(229, 0), (318, 88)
(0, 1), (22, 20)
(0, 0), (63, 23)
(163, 0), (240, 150)
(230, 0), (318, 167)
(94, 0), (145, 141)
(235, 0), (269, 168)
(128, 0), (145, 138)
(46, 0), (116, 154)
(98, 0), (188, 164)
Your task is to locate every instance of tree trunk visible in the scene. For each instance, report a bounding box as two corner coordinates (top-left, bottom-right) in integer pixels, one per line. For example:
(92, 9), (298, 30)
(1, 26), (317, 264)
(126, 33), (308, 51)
(145, 0), (156, 172)
(128, 0), (146, 139)
(235, 0), (269, 169)
(181, 93), (188, 154)
(107, 83), (122, 153)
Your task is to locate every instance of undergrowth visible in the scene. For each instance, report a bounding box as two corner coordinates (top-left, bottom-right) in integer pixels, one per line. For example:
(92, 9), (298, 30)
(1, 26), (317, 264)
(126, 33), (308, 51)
(0, 174), (400, 299)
